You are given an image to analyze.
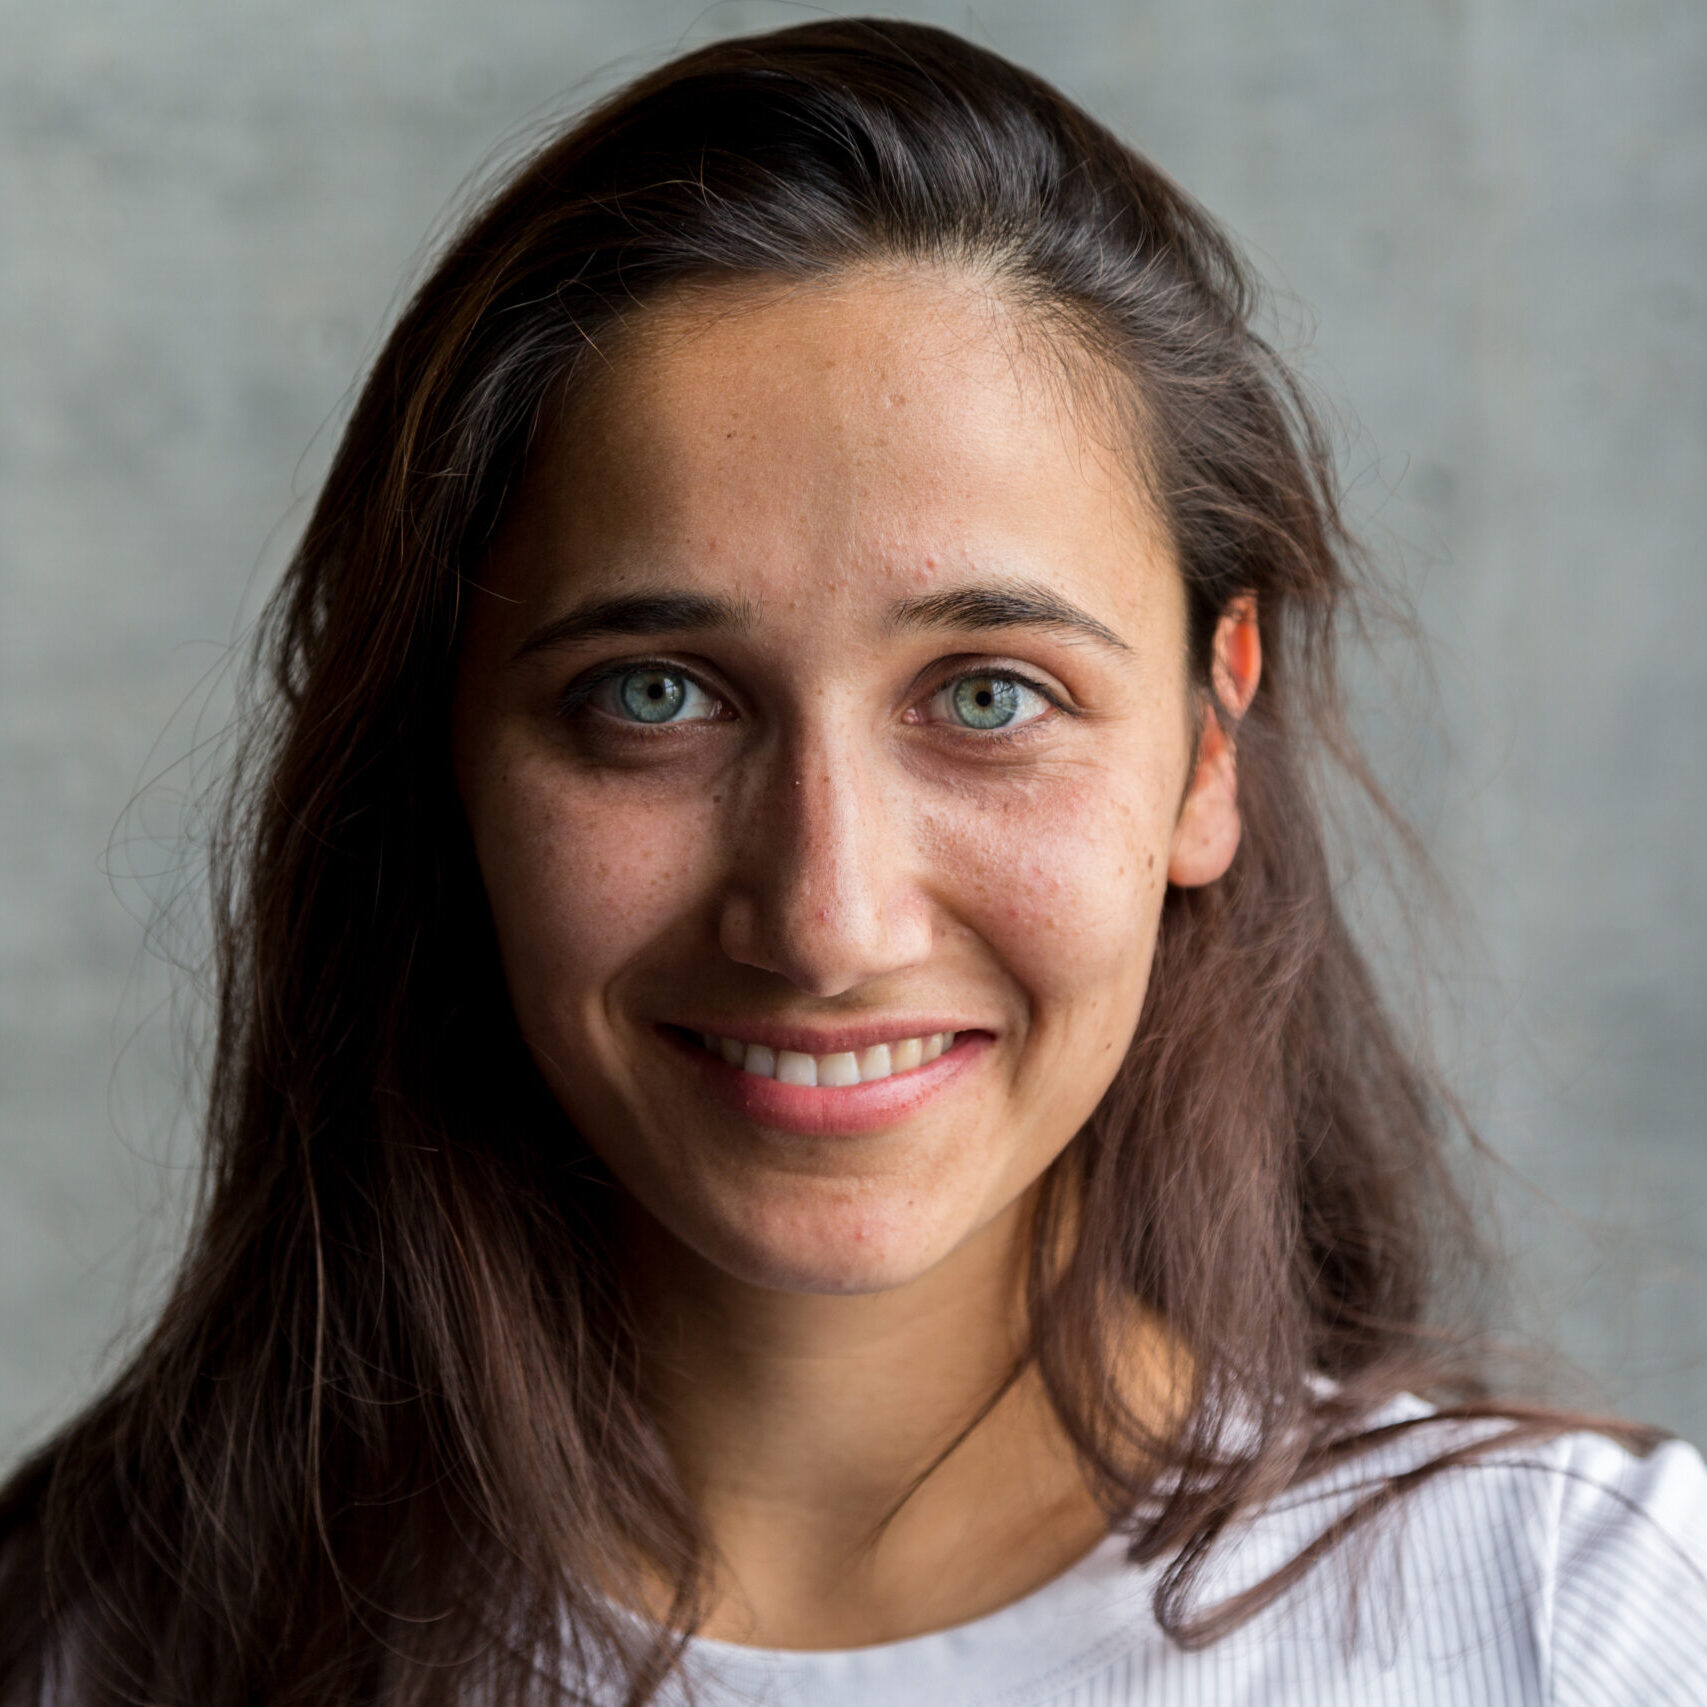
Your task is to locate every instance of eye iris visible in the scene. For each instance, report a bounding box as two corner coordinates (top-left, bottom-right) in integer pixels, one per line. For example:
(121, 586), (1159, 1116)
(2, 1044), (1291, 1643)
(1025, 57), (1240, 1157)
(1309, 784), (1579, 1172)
(619, 669), (686, 723)
(951, 676), (1022, 729)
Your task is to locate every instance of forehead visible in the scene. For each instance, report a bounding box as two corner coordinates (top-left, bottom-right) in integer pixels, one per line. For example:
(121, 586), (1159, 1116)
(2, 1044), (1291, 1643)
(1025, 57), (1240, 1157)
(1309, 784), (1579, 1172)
(482, 267), (1177, 636)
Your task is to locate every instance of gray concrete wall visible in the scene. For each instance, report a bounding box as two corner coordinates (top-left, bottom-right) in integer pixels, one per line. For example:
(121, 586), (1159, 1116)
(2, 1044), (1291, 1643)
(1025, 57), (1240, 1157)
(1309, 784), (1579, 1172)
(3, 0), (1704, 1455)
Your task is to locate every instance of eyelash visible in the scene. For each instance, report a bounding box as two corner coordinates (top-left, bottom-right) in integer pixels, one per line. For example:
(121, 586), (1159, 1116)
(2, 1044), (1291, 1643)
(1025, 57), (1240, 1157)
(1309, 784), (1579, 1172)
(553, 658), (725, 723)
(554, 658), (1069, 738)
(912, 667), (1065, 743)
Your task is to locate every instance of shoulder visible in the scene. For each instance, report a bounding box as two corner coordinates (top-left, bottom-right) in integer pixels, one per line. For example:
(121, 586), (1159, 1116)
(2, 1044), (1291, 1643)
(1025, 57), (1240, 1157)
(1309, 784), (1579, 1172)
(1244, 1404), (1707, 1706)
(1349, 1404), (1707, 1593)
(1525, 1427), (1707, 1703)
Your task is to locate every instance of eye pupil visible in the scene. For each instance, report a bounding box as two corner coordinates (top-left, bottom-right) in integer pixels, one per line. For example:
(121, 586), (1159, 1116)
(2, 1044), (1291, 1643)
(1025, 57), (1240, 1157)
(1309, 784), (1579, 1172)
(951, 676), (1022, 729)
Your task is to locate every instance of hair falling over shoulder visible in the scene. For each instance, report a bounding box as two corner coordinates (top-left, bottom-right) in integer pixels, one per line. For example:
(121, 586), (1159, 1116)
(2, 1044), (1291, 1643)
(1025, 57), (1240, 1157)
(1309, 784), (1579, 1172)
(0, 18), (1658, 1706)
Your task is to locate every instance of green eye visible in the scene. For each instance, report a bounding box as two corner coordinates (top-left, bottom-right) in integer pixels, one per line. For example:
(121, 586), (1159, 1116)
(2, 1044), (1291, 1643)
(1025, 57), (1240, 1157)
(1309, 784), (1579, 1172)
(577, 664), (724, 727)
(920, 672), (1054, 733)
(949, 675), (1029, 729)
(618, 669), (688, 723)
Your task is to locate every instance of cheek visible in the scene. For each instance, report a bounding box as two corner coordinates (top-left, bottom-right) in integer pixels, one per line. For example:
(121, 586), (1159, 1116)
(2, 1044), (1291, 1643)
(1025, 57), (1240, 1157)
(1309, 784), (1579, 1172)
(465, 751), (717, 1035)
(930, 761), (1175, 1017)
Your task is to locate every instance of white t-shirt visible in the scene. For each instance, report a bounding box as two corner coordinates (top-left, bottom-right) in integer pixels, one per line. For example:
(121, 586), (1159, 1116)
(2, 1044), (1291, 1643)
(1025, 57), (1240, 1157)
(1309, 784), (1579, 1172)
(670, 1406), (1707, 1706)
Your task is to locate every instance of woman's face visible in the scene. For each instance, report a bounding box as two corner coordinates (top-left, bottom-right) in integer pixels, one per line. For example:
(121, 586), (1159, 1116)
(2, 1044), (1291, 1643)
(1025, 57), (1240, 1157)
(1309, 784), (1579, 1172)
(452, 268), (1245, 1296)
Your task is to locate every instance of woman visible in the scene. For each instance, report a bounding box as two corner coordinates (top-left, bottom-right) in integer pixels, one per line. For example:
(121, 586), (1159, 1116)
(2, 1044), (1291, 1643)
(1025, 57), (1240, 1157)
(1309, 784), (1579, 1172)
(2, 18), (1703, 1706)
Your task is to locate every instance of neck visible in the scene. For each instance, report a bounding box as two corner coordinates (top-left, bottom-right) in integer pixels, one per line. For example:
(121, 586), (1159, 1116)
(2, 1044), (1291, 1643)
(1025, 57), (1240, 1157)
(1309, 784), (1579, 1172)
(629, 1192), (1123, 1649)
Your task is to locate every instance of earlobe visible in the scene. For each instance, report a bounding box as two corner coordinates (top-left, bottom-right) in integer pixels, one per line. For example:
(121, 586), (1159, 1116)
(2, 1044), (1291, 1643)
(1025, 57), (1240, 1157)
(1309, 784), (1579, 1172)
(1167, 597), (1261, 890)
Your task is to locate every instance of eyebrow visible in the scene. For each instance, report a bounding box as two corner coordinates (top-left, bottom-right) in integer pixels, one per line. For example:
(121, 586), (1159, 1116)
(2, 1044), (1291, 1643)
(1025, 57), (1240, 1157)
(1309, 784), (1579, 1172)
(509, 591), (757, 664)
(888, 581), (1131, 652)
(507, 577), (1130, 664)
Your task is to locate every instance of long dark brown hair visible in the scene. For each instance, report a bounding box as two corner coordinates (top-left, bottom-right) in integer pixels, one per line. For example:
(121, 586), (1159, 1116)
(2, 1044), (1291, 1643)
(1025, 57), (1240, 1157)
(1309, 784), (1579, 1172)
(0, 18), (1651, 1706)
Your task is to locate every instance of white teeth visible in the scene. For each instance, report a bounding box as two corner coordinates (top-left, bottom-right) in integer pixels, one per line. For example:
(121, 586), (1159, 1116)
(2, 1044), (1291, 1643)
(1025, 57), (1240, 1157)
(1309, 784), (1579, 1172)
(818, 1051), (861, 1087)
(701, 1030), (956, 1084)
(775, 1050), (817, 1087)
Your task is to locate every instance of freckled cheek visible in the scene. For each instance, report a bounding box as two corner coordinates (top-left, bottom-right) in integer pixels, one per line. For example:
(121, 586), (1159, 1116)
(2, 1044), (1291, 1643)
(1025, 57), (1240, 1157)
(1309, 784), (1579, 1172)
(471, 765), (721, 1018)
(935, 777), (1173, 1007)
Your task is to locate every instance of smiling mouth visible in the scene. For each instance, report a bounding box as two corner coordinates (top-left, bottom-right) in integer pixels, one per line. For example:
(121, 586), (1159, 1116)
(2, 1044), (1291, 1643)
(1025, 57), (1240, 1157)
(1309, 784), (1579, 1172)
(683, 1029), (958, 1086)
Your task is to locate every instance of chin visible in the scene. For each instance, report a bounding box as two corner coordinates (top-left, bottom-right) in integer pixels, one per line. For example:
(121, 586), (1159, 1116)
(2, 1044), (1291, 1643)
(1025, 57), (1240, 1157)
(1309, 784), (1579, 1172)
(693, 1187), (979, 1296)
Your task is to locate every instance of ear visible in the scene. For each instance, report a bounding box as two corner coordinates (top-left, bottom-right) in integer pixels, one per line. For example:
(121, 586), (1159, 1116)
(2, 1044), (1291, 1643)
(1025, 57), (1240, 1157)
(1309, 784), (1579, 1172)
(1167, 596), (1262, 888)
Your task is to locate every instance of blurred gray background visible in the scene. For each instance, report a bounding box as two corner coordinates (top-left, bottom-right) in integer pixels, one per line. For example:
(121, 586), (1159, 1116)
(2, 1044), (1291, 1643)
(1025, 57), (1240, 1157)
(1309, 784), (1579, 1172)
(3, 0), (1704, 1457)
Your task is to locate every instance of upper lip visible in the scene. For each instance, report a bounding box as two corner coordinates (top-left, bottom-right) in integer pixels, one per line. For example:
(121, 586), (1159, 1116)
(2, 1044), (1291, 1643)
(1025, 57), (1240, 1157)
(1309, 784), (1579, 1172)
(664, 1019), (987, 1055)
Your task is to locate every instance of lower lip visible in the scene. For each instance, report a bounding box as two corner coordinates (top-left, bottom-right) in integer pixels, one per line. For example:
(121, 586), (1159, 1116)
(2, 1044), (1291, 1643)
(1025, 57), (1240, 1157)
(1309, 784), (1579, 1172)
(665, 1029), (991, 1136)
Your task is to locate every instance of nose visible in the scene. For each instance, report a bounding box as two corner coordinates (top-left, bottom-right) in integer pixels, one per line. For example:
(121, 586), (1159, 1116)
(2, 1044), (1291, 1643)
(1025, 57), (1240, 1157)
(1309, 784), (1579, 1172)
(716, 731), (934, 998)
